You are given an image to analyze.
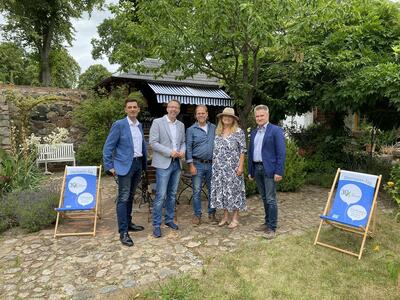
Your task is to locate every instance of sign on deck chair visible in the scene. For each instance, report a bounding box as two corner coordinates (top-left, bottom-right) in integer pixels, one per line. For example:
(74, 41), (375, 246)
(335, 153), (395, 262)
(54, 166), (102, 238)
(314, 169), (382, 259)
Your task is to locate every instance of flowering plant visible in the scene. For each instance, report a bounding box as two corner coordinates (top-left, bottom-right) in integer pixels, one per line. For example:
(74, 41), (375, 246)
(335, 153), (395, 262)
(26, 127), (70, 147)
(384, 163), (400, 222)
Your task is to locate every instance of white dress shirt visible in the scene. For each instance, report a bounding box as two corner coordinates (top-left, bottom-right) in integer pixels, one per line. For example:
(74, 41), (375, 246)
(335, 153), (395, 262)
(127, 117), (143, 157)
(166, 115), (178, 150)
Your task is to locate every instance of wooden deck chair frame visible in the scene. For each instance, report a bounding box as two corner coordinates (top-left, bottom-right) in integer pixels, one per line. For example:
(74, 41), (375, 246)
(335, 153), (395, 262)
(314, 168), (382, 259)
(54, 165), (102, 238)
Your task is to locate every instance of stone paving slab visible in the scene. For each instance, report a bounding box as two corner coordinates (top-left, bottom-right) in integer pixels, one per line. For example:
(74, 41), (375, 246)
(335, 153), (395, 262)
(0, 176), (391, 300)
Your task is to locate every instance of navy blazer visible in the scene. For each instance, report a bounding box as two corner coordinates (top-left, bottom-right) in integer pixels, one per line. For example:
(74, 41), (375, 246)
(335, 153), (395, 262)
(248, 123), (286, 178)
(103, 118), (147, 176)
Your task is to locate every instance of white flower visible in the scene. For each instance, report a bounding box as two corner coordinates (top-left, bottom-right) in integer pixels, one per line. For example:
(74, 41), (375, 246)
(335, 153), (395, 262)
(43, 127), (70, 144)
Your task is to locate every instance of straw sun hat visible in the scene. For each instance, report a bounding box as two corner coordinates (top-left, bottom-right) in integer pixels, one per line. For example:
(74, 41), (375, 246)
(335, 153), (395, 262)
(217, 107), (239, 120)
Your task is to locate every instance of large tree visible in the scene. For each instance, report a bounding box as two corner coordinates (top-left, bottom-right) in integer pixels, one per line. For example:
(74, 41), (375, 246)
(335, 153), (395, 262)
(259, 0), (400, 126)
(92, 0), (400, 129)
(0, 0), (103, 86)
(0, 42), (81, 88)
(49, 47), (81, 88)
(92, 0), (299, 129)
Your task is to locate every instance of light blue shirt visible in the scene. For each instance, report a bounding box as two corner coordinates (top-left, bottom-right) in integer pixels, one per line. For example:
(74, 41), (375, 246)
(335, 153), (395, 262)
(253, 123), (268, 162)
(186, 121), (216, 163)
(127, 117), (143, 157)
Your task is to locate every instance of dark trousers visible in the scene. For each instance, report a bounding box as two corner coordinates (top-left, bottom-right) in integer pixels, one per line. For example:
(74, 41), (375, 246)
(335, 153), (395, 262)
(116, 160), (142, 234)
(254, 164), (278, 231)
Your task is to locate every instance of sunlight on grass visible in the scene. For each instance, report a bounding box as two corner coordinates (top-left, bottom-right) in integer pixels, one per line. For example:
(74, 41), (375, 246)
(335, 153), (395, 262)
(126, 212), (400, 300)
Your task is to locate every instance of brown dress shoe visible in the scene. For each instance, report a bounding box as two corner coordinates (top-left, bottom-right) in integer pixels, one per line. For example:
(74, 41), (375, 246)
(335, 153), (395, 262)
(192, 216), (201, 226)
(264, 230), (276, 240)
(254, 224), (267, 232)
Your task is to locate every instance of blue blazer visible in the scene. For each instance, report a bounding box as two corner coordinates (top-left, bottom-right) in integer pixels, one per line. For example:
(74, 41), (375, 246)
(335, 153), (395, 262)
(248, 123), (286, 178)
(103, 118), (147, 176)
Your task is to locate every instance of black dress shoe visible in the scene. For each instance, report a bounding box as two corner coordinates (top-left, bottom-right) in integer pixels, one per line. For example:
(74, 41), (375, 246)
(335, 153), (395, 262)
(128, 223), (145, 232)
(120, 232), (134, 247)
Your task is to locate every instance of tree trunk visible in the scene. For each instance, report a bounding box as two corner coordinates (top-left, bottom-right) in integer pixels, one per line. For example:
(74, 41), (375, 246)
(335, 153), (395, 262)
(38, 14), (56, 86)
(39, 45), (51, 86)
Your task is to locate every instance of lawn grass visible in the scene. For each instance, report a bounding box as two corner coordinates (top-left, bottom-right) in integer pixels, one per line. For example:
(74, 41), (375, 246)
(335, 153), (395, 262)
(126, 212), (400, 300)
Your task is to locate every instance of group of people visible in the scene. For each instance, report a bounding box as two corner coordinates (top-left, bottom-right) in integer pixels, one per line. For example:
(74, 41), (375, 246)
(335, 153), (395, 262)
(103, 98), (286, 247)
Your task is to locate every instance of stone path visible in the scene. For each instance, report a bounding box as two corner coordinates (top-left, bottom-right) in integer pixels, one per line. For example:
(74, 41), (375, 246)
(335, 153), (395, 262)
(0, 177), (391, 299)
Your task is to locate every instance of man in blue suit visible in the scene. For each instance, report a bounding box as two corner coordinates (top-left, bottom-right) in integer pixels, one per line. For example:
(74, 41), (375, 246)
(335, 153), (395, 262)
(248, 105), (286, 239)
(103, 98), (147, 247)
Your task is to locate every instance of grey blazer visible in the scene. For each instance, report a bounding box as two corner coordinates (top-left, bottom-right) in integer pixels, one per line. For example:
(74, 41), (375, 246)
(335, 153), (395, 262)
(149, 116), (186, 169)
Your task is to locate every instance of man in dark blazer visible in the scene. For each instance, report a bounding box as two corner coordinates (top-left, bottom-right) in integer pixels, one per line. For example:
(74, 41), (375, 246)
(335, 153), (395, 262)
(103, 98), (147, 247)
(248, 105), (286, 239)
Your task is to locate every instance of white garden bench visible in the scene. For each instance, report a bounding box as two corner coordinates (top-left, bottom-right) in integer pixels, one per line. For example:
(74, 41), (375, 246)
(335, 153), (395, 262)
(37, 143), (76, 173)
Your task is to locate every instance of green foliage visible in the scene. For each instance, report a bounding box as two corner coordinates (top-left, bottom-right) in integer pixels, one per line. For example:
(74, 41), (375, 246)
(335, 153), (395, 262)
(277, 140), (306, 192)
(244, 157), (257, 196)
(288, 123), (353, 164)
(0, 194), (18, 233)
(78, 64), (111, 90)
(385, 163), (400, 221)
(259, 0), (400, 124)
(0, 187), (59, 233)
(73, 89), (126, 165)
(0, 42), (38, 85)
(92, 0), (300, 129)
(0, 42), (81, 88)
(49, 47), (81, 88)
(17, 192), (59, 232)
(142, 276), (200, 300)
(0, 0), (104, 86)
(0, 149), (42, 195)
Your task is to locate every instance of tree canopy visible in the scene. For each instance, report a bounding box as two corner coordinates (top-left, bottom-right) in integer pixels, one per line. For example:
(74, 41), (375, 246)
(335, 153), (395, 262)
(78, 64), (111, 91)
(93, 0), (299, 128)
(257, 0), (400, 127)
(0, 42), (80, 88)
(0, 0), (103, 86)
(92, 0), (400, 129)
(0, 42), (37, 85)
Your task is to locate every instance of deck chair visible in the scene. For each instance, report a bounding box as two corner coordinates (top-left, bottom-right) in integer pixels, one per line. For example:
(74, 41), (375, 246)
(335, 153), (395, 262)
(54, 166), (102, 238)
(314, 168), (382, 259)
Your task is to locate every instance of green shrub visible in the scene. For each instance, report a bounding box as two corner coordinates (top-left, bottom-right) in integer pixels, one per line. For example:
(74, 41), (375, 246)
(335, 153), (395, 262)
(0, 148), (42, 194)
(0, 186), (59, 234)
(385, 163), (400, 221)
(345, 153), (392, 182)
(303, 155), (336, 174)
(17, 192), (59, 232)
(288, 123), (353, 164)
(73, 89), (126, 165)
(0, 195), (19, 232)
(244, 157), (257, 196)
(278, 140), (306, 192)
(305, 172), (336, 188)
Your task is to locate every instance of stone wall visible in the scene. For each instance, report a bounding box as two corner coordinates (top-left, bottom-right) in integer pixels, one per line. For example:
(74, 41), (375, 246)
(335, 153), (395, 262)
(0, 84), (87, 151)
(0, 92), (11, 150)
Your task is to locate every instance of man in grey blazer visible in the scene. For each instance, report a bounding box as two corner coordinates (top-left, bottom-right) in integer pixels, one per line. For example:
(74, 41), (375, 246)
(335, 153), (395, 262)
(149, 99), (186, 238)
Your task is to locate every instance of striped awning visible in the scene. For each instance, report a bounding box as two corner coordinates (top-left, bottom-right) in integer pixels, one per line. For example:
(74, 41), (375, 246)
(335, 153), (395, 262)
(148, 83), (233, 107)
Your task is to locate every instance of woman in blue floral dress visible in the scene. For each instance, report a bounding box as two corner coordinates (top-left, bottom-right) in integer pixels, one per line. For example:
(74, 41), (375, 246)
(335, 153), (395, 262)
(210, 107), (246, 229)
